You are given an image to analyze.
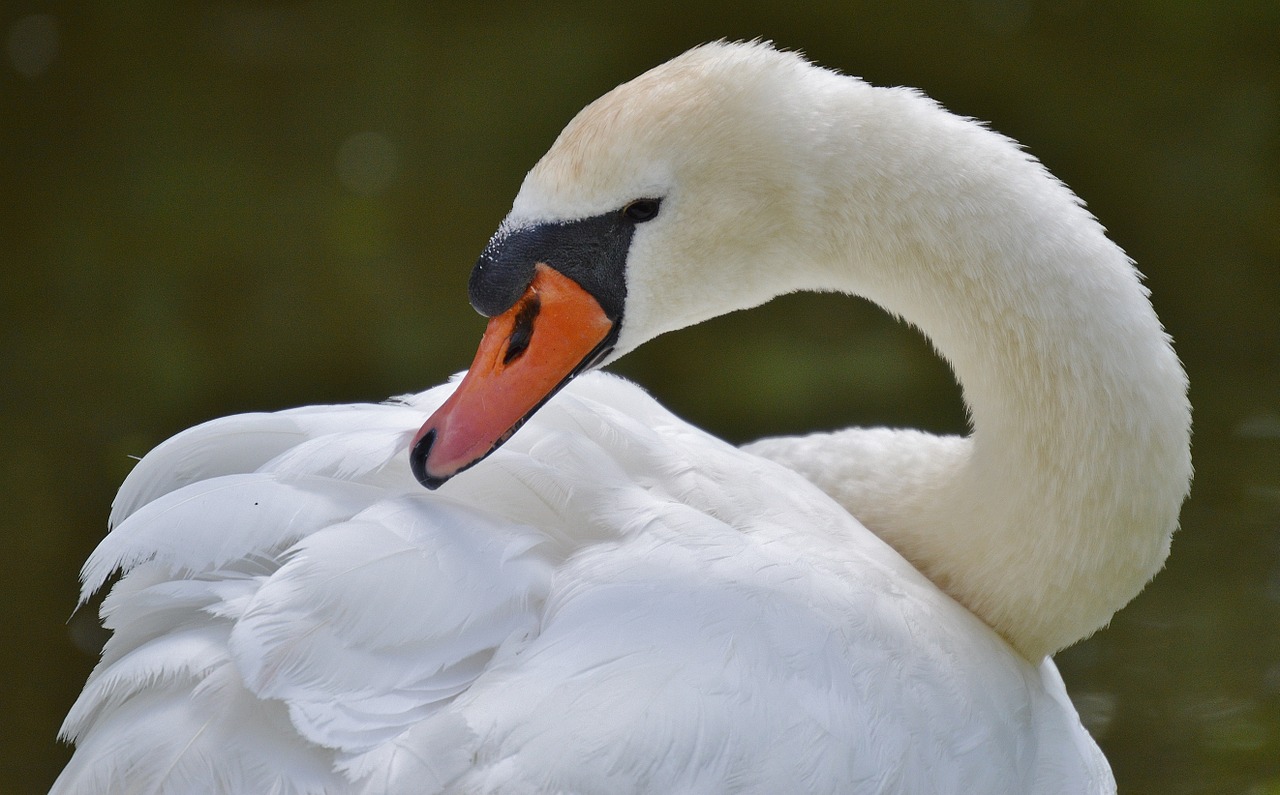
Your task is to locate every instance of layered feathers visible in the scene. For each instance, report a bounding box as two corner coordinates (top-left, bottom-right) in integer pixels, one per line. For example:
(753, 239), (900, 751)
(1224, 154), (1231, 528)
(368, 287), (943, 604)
(55, 374), (1112, 793)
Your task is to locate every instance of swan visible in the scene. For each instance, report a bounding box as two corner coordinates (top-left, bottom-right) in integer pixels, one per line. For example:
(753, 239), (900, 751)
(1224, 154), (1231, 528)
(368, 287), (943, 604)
(54, 41), (1191, 794)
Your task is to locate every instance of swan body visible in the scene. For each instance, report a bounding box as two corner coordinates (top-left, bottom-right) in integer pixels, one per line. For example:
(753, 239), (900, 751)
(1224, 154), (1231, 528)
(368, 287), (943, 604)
(56, 41), (1190, 794)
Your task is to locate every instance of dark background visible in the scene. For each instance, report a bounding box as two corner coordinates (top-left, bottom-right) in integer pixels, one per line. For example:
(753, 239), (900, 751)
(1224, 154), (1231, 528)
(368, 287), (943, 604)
(4, 2), (1278, 792)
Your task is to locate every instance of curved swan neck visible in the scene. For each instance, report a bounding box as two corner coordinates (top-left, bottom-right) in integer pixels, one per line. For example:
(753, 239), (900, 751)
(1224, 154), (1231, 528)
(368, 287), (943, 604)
(767, 77), (1192, 659)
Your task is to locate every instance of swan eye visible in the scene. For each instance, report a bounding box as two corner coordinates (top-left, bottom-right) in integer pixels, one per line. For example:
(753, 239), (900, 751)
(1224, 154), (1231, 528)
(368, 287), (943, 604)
(622, 199), (661, 223)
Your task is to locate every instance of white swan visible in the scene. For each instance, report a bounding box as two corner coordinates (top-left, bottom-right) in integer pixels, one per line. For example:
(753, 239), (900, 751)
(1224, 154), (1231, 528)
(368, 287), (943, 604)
(55, 41), (1191, 794)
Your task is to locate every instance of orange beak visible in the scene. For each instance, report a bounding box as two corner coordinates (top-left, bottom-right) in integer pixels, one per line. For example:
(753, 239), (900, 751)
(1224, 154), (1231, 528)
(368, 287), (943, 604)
(411, 264), (616, 488)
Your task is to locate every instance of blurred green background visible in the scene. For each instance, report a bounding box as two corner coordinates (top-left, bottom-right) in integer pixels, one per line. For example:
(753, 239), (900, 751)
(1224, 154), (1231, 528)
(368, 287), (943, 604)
(4, 2), (1278, 793)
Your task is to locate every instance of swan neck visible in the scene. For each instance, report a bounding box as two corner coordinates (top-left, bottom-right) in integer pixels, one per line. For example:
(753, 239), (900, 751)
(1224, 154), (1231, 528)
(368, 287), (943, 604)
(792, 83), (1192, 658)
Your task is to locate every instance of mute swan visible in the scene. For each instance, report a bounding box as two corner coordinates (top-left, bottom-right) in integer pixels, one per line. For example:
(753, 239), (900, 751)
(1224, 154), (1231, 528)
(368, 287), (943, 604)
(55, 41), (1191, 794)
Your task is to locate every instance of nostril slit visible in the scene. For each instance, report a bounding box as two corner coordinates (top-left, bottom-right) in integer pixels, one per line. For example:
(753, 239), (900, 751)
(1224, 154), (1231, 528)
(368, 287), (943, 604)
(503, 294), (541, 365)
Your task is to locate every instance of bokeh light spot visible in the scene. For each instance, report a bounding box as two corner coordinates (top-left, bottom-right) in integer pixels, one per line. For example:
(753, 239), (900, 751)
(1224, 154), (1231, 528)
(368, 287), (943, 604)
(6, 13), (59, 78)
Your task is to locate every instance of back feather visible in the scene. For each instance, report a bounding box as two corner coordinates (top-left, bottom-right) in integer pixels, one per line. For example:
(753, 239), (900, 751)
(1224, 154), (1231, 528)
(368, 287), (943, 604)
(55, 373), (1113, 794)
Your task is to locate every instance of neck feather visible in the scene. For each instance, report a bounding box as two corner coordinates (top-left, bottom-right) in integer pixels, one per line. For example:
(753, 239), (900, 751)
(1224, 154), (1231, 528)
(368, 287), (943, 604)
(754, 80), (1192, 659)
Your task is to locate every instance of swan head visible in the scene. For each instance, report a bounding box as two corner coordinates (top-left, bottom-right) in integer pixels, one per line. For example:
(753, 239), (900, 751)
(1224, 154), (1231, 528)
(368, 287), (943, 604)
(411, 42), (836, 487)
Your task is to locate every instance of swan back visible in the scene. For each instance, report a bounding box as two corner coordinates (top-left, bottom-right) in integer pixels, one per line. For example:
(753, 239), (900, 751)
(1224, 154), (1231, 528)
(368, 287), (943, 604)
(56, 373), (1113, 793)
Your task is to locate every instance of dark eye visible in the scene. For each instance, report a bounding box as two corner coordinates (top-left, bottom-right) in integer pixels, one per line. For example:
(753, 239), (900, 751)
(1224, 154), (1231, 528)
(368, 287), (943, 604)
(622, 199), (661, 223)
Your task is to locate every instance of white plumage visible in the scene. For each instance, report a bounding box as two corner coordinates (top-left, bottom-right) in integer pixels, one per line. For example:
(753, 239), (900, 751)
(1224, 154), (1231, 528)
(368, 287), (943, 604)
(56, 41), (1190, 794)
(57, 375), (1112, 793)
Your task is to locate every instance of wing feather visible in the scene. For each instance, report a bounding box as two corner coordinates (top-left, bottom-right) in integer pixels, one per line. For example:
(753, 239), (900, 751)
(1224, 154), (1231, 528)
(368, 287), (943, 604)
(56, 373), (1113, 794)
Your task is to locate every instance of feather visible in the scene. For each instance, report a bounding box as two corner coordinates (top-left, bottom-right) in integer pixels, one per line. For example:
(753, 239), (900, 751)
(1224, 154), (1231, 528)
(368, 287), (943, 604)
(82, 475), (382, 601)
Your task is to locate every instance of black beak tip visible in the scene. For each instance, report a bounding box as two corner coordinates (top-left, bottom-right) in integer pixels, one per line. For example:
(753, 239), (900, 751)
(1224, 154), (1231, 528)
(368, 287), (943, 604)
(409, 429), (450, 490)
